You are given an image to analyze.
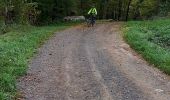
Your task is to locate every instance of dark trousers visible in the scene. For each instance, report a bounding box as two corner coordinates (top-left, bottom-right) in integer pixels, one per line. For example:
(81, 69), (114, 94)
(90, 15), (96, 26)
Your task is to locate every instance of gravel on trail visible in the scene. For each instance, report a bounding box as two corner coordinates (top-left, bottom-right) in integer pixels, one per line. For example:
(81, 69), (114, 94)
(17, 23), (170, 100)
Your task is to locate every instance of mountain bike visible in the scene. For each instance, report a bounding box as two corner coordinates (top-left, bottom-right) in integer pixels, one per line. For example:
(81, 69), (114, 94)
(86, 15), (96, 27)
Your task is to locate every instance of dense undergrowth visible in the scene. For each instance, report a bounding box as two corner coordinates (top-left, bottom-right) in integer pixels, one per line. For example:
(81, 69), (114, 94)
(124, 19), (170, 75)
(0, 22), (79, 100)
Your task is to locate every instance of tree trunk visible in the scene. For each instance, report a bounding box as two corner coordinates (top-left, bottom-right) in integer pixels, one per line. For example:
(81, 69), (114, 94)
(5, 7), (8, 25)
(118, 0), (122, 20)
(125, 0), (132, 21)
(102, 4), (107, 19)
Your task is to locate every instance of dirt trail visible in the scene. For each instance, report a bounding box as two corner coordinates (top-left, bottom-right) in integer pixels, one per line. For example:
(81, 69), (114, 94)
(18, 23), (170, 100)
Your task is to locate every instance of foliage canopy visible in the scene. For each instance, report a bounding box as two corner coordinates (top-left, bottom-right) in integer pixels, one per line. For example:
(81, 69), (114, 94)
(0, 0), (169, 24)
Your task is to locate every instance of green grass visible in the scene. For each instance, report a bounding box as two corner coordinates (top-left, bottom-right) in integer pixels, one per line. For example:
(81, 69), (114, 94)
(123, 19), (170, 75)
(0, 22), (79, 100)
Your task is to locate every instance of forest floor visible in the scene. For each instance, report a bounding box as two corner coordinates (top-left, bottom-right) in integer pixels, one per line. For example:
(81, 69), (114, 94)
(17, 22), (170, 100)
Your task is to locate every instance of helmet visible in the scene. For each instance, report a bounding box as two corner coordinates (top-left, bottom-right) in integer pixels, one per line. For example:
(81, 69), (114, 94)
(91, 3), (95, 7)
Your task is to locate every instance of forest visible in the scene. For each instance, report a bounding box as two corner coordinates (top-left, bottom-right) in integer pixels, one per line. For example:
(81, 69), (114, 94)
(0, 0), (170, 25)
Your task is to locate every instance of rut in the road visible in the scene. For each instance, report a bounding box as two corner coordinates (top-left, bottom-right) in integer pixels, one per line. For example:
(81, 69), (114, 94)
(18, 23), (170, 100)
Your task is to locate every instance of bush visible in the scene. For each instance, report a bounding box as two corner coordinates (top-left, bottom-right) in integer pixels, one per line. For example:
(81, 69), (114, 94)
(0, 24), (9, 34)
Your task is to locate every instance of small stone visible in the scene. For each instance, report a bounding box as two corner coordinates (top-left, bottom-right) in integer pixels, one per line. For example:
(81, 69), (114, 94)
(155, 89), (164, 92)
(49, 53), (52, 55)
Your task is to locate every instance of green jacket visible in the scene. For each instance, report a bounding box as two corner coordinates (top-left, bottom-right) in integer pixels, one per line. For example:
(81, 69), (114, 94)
(88, 7), (97, 15)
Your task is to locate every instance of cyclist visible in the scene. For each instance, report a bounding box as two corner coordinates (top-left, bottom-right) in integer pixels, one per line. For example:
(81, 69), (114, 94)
(87, 5), (97, 27)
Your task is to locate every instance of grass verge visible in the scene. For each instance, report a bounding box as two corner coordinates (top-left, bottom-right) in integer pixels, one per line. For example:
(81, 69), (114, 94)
(123, 19), (170, 75)
(0, 22), (79, 100)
